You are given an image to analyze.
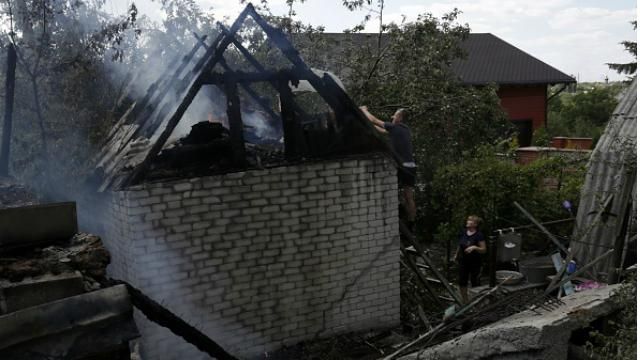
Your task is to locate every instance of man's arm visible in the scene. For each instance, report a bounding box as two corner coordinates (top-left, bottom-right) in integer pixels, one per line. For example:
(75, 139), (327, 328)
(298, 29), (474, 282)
(359, 106), (387, 133)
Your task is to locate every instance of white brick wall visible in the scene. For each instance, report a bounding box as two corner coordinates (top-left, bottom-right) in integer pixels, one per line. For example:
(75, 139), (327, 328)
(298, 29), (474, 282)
(105, 154), (400, 359)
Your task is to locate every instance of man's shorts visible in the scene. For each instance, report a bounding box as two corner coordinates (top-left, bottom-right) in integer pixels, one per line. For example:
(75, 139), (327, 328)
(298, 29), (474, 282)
(398, 166), (417, 187)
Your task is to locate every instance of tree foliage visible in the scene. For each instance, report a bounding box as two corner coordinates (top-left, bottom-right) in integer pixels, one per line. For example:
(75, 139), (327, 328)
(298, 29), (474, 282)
(547, 83), (625, 146)
(607, 21), (637, 76)
(586, 272), (637, 359)
(0, 0), (226, 199)
(296, 9), (512, 234)
(431, 147), (586, 247)
(0, 0), (141, 198)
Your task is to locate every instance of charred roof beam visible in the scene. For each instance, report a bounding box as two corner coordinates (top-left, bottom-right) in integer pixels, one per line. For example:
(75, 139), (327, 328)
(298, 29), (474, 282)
(126, 5), (252, 186)
(201, 69), (305, 84)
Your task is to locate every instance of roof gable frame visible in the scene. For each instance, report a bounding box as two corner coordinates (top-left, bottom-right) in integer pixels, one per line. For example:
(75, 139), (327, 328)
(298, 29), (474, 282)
(95, 3), (388, 191)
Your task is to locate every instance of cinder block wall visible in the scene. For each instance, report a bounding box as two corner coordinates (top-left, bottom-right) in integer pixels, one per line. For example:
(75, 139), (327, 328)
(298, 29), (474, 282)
(103, 154), (400, 359)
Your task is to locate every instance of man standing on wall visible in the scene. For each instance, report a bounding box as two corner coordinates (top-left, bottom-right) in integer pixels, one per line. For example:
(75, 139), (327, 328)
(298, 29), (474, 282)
(360, 106), (417, 229)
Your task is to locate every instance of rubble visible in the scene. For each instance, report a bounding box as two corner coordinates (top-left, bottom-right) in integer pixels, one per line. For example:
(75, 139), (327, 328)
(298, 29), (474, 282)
(0, 229), (140, 360)
(0, 177), (37, 208)
(0, 233), (110, 284)
(399, 285), (623, 360)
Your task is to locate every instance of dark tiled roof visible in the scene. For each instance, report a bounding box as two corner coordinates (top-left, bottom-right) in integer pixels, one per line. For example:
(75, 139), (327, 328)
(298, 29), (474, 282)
(451, 33), (575, 85)
(295, 32), (575, 86)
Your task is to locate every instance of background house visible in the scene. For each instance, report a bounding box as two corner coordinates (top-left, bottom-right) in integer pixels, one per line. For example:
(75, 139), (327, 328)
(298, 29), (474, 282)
(451, 33), (576, 146)
(294, 32), (576, 146)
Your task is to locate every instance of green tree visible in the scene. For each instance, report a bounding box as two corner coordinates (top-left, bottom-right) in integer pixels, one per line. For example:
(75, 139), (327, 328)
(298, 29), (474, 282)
(547, 83), (624, 146)
(0, 0), (140, 198)
(607, 20), (637, 77)
(585, 273), (637, 359)
(431, 147), (586, 251)
(298, 8), (512, 234)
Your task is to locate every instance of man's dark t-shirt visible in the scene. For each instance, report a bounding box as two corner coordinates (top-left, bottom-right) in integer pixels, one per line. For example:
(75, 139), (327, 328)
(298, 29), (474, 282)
(458, 230), (484, 264)
(383, 122), (415, 164)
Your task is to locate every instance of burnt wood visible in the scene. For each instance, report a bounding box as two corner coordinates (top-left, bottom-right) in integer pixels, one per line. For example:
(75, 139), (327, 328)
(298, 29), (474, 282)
(192, 32), (281, 124)
(224, 75), (247, 166)
(120, 281), (238, 360)
(202, 70), (303, 84)
(218, 24), (311, 120)
(126, 6), (252, 186)
(135, 34), (210, 131)
(243, 6), (392, 161)
(137, 33), (224, 139)
(278, 76), (305, 159)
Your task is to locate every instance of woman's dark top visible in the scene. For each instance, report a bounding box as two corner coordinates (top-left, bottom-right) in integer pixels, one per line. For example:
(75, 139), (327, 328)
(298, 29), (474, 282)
(458, 229), (484, 265)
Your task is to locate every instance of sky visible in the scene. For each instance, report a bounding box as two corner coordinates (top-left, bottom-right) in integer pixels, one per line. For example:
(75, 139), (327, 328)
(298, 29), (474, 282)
(107, 0), (638, 82)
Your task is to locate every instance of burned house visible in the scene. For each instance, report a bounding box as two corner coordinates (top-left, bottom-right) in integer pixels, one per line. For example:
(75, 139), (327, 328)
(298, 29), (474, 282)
(90, 4), (401, 359)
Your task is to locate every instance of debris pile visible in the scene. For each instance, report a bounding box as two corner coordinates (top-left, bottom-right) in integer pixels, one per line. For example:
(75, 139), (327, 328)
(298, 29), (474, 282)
(145, 121), (286, 181)
(0, 177), (37, 208)
(0, 200), (139, 360)
(0, 233), (110, 287)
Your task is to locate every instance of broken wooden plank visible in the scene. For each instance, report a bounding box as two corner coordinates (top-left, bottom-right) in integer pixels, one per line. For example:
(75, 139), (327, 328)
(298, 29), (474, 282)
(401, 250), (443, 308)
(551, 252), (575, 297)
(384, 277), (513, 360)
(542, 249), (614, 297)
(400, 222), (464, 306)
(513, 201), (570, 255)
(546, 194), (614, 292)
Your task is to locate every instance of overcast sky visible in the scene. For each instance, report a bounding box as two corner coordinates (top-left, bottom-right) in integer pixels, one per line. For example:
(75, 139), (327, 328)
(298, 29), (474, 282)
(108, 0), (637, 82)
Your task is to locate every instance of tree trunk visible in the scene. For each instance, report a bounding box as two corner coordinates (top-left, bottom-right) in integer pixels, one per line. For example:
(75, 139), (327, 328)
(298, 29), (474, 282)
(0, 44), (17, 176)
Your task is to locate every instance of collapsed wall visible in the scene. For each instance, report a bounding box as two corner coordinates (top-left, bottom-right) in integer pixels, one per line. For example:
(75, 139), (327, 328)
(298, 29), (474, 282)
(103, 154), (400, 359)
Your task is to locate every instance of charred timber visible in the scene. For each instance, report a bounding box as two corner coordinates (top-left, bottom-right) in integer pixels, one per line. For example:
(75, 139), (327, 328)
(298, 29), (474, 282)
(202, 70), (305, 85)
(115, 280), (238, 360)
(217, 24), (312, 121)
(224, 74), (247, 167)
(125, 6), (253, 186)
(192, 32), (282, 125)
(278, 76), (306, 160)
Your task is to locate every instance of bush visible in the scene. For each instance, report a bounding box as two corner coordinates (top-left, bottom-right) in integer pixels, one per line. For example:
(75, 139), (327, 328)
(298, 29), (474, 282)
(428, 146), (586, 248)
(585, 272), (637, 359)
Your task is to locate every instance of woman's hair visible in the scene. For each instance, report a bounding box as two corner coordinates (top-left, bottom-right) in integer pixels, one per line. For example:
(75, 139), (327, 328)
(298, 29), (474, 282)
(396, 108), (408, 122)
(467, 215), (482, 226)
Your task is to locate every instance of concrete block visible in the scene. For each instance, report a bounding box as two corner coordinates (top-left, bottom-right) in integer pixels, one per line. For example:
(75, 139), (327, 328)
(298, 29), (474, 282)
(0, 273), (85, 314)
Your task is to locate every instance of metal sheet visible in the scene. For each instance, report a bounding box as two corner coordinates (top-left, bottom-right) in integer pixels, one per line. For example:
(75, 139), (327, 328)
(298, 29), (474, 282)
(0, 202), (78, 251)
(572, 79), (637, 276)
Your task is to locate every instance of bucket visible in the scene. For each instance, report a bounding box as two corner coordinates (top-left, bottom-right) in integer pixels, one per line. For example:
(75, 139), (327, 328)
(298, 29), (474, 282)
(519, 256), (556, 283)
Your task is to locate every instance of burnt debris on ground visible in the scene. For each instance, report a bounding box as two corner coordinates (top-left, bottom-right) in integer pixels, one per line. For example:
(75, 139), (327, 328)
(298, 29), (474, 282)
(0, 177), (38, 209)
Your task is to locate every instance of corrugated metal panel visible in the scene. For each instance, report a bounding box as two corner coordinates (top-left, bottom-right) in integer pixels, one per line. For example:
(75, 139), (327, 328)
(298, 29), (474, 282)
(572, 78), (637, 278)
